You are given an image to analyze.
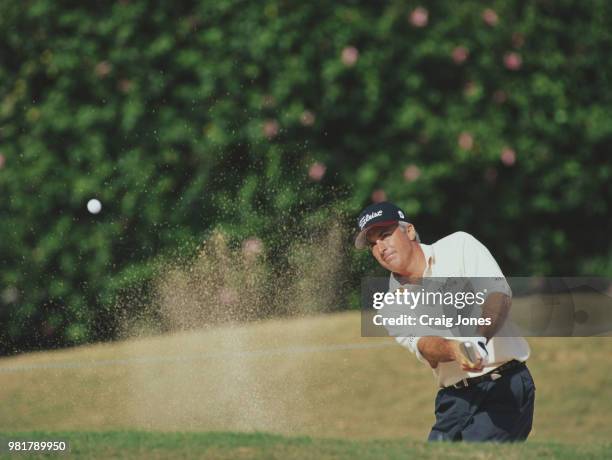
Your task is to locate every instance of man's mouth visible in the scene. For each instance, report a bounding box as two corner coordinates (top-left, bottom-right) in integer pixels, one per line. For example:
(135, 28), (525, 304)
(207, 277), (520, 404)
(383, 252), (395, 263)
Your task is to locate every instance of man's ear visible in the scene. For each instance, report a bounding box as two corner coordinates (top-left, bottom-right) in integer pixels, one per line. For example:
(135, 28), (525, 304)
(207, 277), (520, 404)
(405, 223), (417, 241)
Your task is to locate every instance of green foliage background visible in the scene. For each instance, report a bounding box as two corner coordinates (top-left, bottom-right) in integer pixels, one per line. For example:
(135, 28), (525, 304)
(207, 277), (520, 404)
(1, 0), (611, 353)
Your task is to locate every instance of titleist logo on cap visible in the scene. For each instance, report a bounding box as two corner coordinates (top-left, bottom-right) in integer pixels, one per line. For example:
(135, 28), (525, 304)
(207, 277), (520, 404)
(359, 210), (383, 229)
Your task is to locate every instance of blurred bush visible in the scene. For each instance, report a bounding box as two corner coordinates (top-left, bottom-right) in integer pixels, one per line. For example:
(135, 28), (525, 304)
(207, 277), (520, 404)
(1, 1), (611, 353)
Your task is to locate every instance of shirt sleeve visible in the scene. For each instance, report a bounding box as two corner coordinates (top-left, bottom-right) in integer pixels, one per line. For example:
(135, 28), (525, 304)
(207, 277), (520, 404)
(385, 275), (429, 364)
(459, 232), (512, 297)
(394, 336), (428, 364)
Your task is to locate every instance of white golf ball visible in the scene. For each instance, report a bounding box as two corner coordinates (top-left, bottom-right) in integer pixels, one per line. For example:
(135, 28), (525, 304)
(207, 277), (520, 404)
(87, 198), (102, 214)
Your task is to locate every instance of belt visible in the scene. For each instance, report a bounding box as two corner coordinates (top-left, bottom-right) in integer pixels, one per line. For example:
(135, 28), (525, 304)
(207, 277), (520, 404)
(447, 360), (526, 390)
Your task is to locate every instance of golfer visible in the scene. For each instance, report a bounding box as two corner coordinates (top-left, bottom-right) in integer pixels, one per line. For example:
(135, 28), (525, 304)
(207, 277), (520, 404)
(356, 201), (535, 442)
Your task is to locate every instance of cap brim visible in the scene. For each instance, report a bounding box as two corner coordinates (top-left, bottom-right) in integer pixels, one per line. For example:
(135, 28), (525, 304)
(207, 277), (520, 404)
(354, 220), (399, 249)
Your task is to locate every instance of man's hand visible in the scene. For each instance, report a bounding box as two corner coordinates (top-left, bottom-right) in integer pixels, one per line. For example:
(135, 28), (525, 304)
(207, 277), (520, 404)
(450, 337), (489, 372)
(417, 336), (489, 371)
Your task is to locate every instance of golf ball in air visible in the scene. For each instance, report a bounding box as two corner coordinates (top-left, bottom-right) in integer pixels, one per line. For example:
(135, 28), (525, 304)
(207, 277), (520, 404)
(87, 198), (102, 214)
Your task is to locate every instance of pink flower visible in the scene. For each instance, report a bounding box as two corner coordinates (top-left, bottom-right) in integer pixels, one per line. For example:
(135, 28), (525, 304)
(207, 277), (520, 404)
(452, 46), (469, 64)
(504, 52), (522, 70)
(500, 147), (516, 166)
(493, 90), (507, 104)
(512, 32), (525, 48)
(308, 162), (326, 181)
(300, 110), (316, 126)
(341, 46), (359, 66)
(409, 7), (429, 27)
(118, 79), (132, 93)
(371, 189), (387, 203)
(482, 8), (499, 26)
(94, 61), (112, 77)
(263, 119), (279, 138)
(458, 132), (474, 150)
(403, 165), (421, 182)
(242, 237), (264, 257)
(0, 153), (5, 170)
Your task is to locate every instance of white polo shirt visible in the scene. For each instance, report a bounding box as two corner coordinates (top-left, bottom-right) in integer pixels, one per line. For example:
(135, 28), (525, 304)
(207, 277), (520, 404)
(388, 231), (530, 388)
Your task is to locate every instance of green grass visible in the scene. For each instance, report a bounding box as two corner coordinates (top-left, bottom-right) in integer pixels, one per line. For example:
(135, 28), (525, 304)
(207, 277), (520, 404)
(1, 431), (611, 460)
(2, 311), (612, 458)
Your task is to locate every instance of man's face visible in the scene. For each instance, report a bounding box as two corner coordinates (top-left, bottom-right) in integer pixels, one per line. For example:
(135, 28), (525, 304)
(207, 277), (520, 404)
(366, 223), (414, 273)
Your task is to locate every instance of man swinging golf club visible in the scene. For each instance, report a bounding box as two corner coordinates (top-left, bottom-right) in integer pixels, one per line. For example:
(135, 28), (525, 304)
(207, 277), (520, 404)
(356, 201), (535, 442)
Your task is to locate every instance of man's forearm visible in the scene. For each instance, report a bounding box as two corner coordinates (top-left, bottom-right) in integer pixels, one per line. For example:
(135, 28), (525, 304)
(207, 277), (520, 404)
(417, 336), (456, 369)
(417, 293), (511, 369)
(477, 292), (511, 338)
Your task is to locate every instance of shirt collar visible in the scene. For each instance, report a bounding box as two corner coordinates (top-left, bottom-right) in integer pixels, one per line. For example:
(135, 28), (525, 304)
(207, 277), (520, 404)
(420, 243), (435, 276)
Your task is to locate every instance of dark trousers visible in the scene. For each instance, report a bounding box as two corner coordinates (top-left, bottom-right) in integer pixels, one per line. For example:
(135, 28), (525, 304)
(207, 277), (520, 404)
(428, 364), (535, 442)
